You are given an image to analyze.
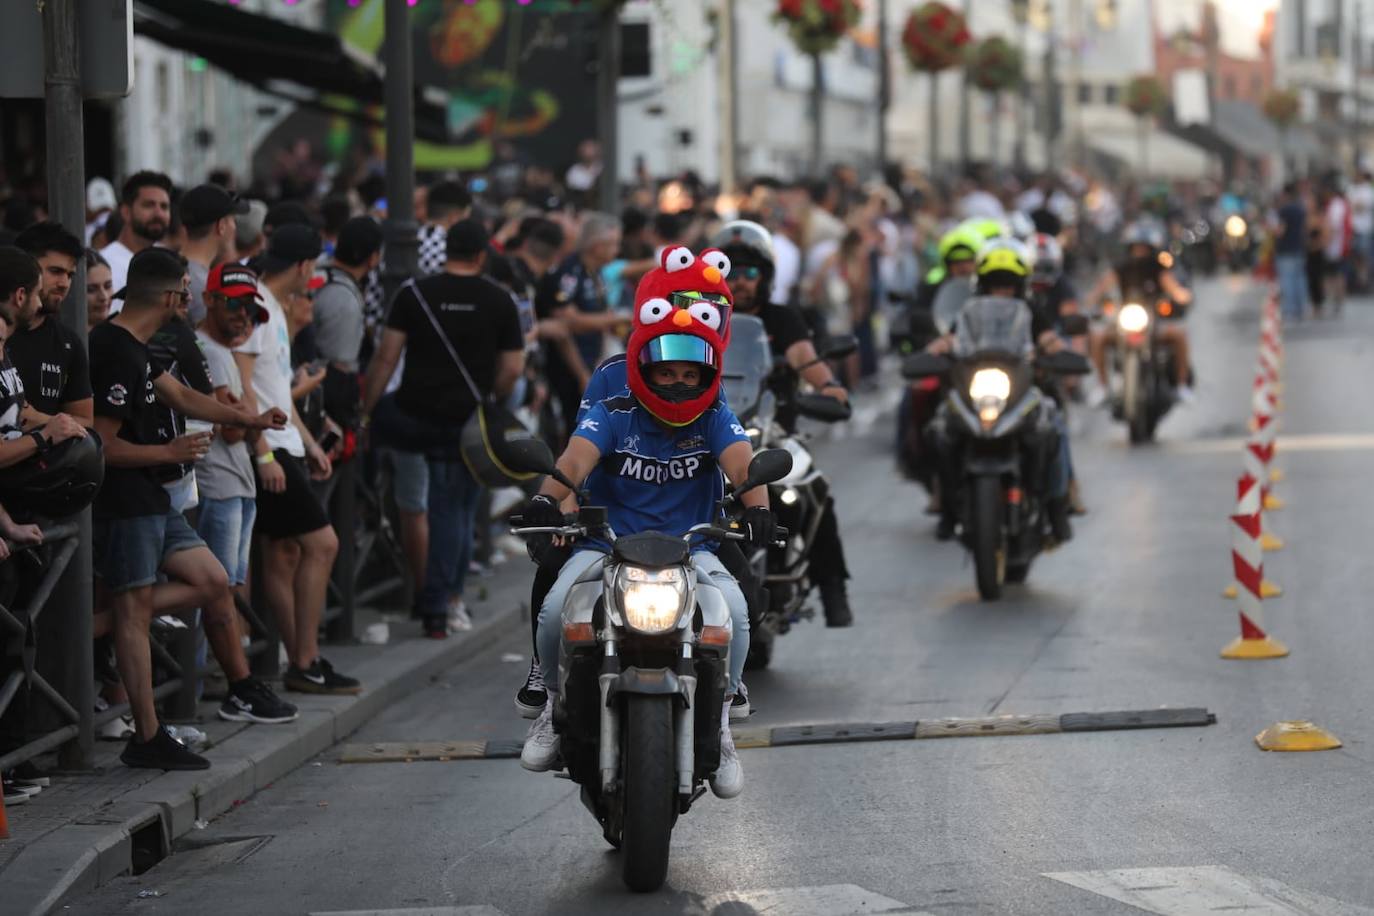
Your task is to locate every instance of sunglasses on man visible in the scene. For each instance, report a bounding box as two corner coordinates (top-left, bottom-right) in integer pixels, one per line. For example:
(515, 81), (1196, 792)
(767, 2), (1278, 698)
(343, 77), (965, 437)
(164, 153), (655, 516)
(727, 265), (763, 281)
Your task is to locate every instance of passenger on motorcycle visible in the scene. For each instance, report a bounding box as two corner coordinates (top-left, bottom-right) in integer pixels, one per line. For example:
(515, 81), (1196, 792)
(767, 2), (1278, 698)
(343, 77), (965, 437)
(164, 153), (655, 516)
(518, 247), (772, 800)
(709, 219), (854, 628)
(1084, 220), (1195, 403)
(926, 239), (1075, 543)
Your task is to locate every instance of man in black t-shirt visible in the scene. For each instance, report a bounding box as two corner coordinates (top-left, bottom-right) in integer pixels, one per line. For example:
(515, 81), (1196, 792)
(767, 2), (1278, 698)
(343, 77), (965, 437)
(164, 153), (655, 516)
(710, 220), (855, 628)
(90, 247), (295, 772)
(362, 219), (525, 638)
(148, 278), (214, 509)
(11, 222), (93, 424)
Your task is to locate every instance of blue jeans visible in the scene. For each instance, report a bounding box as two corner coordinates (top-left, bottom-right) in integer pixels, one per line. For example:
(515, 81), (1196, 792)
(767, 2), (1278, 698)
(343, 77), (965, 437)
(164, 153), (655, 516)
(420, 458), (482, 617)
(1275, 253), (1307, 320)
(196, 496), (257, 586)
(537, 549), (749, 696)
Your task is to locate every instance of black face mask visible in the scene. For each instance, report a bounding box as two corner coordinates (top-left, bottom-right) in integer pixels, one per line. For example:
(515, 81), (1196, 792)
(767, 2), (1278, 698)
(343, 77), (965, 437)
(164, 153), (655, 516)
(648, 380), (708, 404)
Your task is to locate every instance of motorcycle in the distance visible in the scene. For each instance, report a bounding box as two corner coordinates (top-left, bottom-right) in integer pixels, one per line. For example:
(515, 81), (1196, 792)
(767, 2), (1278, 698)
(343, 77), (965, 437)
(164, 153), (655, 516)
(1101, 287), (1183, 444)
(903, 296), (1089, 600)
(504, 437), (792, 893)
(721, 314), (851, 669)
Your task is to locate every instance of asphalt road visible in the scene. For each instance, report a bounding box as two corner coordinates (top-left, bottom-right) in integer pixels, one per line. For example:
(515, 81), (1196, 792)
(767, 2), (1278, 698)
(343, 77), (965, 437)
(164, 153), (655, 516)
(66, 277), (1374, 916)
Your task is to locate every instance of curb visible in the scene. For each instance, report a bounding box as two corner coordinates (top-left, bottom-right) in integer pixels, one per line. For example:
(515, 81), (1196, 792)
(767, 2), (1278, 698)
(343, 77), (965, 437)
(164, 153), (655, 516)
(3, 600), (524, 916)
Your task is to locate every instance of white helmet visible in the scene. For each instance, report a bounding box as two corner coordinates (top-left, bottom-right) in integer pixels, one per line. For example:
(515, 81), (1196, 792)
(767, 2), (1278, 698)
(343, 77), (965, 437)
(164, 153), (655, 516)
(1028, 233), (1064, 288)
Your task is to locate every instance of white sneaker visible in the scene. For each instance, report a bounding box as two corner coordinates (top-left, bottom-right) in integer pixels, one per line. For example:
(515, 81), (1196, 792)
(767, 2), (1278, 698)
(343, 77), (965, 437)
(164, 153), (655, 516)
(1176, 384), (1196, 405)
(98, 714), (135, 741)
(710, 698), (744, 799)
(446, 599), (473, 633)
(728, 681), (751, 720)
(1088, 382), (1110, 408)
(520, 698), (559, 772)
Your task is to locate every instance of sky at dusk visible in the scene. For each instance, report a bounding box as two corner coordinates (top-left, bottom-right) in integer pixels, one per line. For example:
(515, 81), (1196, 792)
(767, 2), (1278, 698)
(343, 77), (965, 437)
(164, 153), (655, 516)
(1155, 0), (1279, 59)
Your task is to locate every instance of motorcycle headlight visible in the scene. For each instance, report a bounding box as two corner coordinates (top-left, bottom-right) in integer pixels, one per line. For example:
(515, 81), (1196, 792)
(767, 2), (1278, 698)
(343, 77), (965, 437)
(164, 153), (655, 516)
(1118, 302), (1150, 333)
(616, 565), (688, 635)
(968, 368), (1011, 427)
(779, 487), (799, 506)
(1225, 215), (1247, 238)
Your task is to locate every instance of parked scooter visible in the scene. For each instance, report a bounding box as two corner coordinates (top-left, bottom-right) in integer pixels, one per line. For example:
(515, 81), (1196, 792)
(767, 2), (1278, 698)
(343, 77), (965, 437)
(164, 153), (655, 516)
(505, 437), (792, 892)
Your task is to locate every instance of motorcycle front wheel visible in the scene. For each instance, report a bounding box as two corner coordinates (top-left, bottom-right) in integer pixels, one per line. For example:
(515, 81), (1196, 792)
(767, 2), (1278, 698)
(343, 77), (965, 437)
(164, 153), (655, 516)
(971, 476), (1005, 601)
(1123, 350), (1154, 444)
(620, 695), (677, 892)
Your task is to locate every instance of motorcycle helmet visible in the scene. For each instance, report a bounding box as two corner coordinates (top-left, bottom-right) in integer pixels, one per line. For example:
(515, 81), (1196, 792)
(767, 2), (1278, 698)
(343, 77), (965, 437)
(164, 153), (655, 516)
(1121, 219), (1166, 253)
(626, 246), (735, 427)
(975, 238), (1031, 299)
(708, 219), (775, 308)
(1028, 233), (1065, 291)
(1008, 211), (1036, 241)
(0, 429), (105, 520)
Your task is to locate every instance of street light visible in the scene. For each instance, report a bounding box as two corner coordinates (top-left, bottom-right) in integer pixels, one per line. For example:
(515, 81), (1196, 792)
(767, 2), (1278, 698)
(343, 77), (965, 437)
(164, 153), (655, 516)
(1011, 0), (1029, 171)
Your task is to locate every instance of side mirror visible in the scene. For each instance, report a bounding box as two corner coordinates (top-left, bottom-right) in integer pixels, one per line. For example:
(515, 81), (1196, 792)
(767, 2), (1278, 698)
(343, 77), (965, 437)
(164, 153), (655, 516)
(1038, 350), (1092, 376)
(821, 334), (859, 360)
(901, 351), (952, 380)
(795, 393), (852, 423)
(739, 448), (794, 493)
(493, 437), (557, 476)
(1059, 314), (1090, 337)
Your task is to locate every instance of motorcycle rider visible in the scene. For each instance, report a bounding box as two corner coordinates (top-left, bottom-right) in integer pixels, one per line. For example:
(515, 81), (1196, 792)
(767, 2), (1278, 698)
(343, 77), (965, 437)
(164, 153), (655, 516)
(926, 240), (1075, 543)
(708, 220), (854, 628)
(1028, 233), (1087, 514)
(1085, 220), (1195, 403)
(518, 247), (771, 800)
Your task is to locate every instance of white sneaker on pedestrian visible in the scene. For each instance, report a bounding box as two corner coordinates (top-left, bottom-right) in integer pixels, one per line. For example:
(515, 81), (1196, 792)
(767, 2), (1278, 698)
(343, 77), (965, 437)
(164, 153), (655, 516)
(446, 598), (473, 633)
(1088, 381), (1110, 409)
(710, 698), (744, 799)
(98, 714), (135, 741)
(520, 698), (559, 772)
(1176, 384), (1196, 405)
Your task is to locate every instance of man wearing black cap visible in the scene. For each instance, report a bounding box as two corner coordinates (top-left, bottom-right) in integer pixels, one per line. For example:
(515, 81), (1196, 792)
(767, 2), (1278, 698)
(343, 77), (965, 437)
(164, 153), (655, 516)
(361, 219), (525, 638)
(180, 184), (250, 326)
(90, 247), (294, 770)
(232, 224), (359, 695)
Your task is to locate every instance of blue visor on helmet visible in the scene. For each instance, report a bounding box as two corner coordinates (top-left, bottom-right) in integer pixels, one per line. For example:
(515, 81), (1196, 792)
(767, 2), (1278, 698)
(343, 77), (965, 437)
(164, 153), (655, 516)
(639, 334), (718, 368)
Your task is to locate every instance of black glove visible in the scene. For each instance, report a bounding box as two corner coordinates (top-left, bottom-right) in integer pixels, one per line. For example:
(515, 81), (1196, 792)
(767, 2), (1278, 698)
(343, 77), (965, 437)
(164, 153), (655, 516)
(742, 506), (776, 549)
(522, 494), (565, 563)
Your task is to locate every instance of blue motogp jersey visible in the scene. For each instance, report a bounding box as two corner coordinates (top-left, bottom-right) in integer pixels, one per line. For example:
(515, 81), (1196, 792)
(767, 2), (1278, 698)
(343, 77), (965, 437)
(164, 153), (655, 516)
(573, 395), (749, 547)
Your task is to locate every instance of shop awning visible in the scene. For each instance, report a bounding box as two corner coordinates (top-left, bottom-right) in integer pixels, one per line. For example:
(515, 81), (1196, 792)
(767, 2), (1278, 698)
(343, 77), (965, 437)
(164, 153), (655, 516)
(1078, 105), (1216, 179)
(132, 0), (453, 142)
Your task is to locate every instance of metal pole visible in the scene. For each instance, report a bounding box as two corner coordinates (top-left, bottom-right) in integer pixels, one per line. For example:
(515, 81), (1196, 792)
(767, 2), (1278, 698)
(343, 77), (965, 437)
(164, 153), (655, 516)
(718, 0), (738, 193)
(877, 0), (891, 179)
(1014, 16), (1028, 172)
(809, 53), (825, 177)
(1067, 0), (1084, 167)
(958, 0), (972, 171)
(42, 0), (94, 773)
(596, 8), (621, 213)
(1354, 0), (1364, 171)
(929, 73), (940, 173)
(382, 0), (418, 307)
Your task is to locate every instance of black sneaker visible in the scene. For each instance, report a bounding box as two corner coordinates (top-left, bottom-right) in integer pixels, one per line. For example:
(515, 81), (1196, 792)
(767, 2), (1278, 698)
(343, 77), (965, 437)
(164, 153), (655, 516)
(120, 726), (211, 771)
(514, 658), (546, 719)
(284, 657), (362, 695)
(935, 515), (957, 541)
(219, 677), (299, 724)
(421, 616), (448, 640)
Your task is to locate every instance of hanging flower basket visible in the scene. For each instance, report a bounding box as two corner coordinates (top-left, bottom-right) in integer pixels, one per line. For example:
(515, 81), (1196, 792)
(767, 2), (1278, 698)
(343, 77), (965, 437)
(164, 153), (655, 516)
(966, 36), (1022, 92)
(775, 0), (864, 57)
(1262, 88), (1300, 128)
(1124, 75), (1169, 119)
(901, 1), (972, 73)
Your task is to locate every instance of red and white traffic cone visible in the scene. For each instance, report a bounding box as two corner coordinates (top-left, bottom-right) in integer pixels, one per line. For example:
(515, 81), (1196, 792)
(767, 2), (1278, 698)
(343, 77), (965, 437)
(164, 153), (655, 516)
(1221, 474), (1289, 659)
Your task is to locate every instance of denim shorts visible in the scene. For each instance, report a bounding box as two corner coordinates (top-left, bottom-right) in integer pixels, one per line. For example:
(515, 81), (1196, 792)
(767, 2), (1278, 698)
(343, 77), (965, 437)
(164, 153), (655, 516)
(196, 496), (257, 586)
(379, 447), (429, 514)
(94, 510), (207, 593)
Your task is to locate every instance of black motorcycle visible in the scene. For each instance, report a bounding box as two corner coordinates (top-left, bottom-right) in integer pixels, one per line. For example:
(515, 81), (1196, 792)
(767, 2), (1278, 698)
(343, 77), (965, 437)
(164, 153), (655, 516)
(1103, 288), (1183, 444)
(904, 296), (1089, 600)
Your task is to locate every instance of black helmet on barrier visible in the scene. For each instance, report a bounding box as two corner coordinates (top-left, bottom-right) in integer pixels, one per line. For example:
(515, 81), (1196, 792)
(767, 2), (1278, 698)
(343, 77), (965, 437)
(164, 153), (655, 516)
(0, 429), (105, 520)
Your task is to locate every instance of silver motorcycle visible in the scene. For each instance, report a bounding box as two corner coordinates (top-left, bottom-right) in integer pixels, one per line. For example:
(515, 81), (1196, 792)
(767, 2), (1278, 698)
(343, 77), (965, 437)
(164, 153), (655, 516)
(503, 438), (791, 893)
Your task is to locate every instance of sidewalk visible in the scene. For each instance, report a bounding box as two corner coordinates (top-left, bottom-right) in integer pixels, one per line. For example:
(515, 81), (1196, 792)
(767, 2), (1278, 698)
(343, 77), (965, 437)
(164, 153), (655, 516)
(0, 559), (530, 916)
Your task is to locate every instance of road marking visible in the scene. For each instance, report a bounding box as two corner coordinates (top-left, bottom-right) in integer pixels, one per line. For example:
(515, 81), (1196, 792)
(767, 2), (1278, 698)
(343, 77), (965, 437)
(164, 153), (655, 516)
(698, 884), (923, 915)
(1168, 433), (1374, 454)
(1043, 866), (1374, 915)
(310, 908), (507, 916)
